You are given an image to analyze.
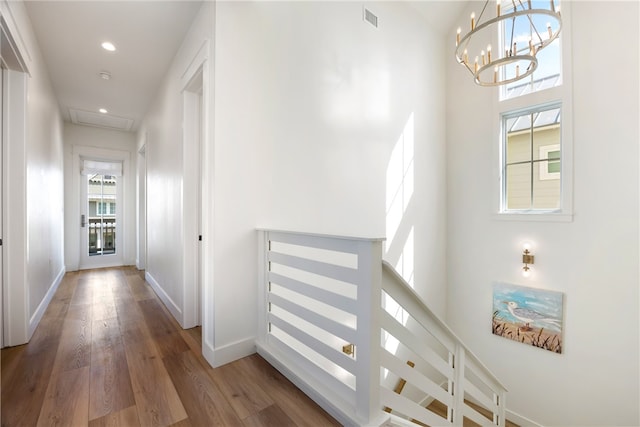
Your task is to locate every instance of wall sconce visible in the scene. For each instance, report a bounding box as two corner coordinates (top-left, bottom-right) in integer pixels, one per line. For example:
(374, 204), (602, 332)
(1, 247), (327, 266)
(522, 243), (534, 278)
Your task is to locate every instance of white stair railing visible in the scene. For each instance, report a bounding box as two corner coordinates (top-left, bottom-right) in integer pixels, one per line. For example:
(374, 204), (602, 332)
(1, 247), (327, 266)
(381, 262), (507, 427)
(256, 229), (507, 427)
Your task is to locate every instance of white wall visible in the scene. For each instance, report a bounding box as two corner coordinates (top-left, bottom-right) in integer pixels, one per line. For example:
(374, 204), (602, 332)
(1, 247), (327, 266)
(137, 2), (214, 333)
(142, 0), (448, 367)
(445, 2), (639, 425)
(1, 0), (65, 345)
(214, 0), (447, 364)
(63, 123), (137, 271)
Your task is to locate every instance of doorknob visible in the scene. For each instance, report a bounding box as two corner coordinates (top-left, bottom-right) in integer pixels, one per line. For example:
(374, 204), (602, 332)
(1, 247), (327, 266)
(81, 214), (86, 228)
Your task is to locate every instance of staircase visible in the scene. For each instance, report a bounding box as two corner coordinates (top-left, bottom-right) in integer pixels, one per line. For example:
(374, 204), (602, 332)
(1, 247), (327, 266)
(256, 230), (508, 426)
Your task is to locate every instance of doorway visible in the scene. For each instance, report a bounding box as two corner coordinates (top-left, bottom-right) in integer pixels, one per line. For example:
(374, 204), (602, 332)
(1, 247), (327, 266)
(183, 67), (203, 327)
(78, 156), (125, 270)
(1, 21), (30, 347)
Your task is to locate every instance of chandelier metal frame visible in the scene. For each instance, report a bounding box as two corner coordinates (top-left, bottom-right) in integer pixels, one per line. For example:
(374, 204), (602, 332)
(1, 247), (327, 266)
(455, 0), (562, 87)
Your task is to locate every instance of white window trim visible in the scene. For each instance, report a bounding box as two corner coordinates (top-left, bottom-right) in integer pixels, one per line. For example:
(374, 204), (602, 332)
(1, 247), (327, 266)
(492, 1), (573, 222)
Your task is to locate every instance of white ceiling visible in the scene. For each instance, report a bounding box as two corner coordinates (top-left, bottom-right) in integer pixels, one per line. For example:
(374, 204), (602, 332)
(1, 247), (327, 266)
(407, 1), (468, 35)
(23, 1), (465, 133)
(24, 0), (203, 131)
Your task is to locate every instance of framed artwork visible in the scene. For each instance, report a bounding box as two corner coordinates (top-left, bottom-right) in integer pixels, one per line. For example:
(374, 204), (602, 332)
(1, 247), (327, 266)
(492, 282), (563, 354)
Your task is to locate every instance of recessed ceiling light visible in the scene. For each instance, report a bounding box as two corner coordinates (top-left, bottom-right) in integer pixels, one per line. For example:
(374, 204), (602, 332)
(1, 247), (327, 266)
(101, 41), (116, 52)
(99, 108), (108, 114)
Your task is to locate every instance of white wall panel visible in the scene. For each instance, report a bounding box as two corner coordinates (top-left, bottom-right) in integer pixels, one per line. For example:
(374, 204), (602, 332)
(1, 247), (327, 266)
(213, 0), (448, 361)
(1, 0), (65, 345)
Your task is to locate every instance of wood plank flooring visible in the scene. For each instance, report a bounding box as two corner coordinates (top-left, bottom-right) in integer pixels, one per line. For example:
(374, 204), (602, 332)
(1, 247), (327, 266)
(1, 267), (340, 427)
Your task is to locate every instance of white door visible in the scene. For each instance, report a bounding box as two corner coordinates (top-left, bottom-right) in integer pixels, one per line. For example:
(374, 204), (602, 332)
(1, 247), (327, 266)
(183, 68), (204, 327)
(79, 160), (124, 269)
(196, 90), (203, 325)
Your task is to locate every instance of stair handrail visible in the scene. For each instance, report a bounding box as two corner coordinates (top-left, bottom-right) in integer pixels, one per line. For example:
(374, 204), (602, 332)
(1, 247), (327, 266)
(256, 229), (508, 426)
(381, 260), (508, 426)
(381, 260), (508, 393)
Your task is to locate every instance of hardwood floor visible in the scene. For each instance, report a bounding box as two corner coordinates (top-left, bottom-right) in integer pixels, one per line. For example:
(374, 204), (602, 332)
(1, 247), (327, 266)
(1, 267), (340, 427)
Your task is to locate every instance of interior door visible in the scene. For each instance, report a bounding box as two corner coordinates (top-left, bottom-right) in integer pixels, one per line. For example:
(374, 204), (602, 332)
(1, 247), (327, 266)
(79, 161), (123, 269)
(196, 90), (203, 325)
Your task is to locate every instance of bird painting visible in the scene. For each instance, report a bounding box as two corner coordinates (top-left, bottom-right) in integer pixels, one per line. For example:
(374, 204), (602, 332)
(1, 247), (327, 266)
(492, 282), (564, 353)
(504, 301), (562, 331)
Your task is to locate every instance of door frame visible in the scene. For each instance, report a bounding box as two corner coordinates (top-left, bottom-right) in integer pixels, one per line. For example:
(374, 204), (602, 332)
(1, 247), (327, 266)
(181, 39), (210, 333)
(182, 66), (204, 328)
(1, 7), (31, 346)
(72, 146), (130, 270)
(136, 142), (146, 270)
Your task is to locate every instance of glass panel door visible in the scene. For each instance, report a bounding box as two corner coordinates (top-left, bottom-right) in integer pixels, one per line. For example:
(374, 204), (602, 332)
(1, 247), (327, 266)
(87, 173), (117, 256)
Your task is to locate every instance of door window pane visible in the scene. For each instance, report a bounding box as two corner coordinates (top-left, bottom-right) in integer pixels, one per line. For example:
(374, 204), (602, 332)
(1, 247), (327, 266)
(87, 174), (116, 256)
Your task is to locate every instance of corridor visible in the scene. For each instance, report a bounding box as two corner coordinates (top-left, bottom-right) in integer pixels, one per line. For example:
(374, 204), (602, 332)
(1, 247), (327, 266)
(1, 267), (339, 426)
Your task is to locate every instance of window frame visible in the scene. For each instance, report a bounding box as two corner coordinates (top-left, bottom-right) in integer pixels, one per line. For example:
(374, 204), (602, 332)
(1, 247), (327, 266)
(500, 102), (562, 213)
(492, 1), (573, 222)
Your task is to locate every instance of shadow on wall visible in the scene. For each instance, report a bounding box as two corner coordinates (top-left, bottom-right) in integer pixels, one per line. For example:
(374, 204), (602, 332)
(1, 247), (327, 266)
(382, 112), (415, 356)
(385, 112), (415, 286)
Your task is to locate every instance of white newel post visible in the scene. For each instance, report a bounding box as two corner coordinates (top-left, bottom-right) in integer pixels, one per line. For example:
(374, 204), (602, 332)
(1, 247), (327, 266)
(354, 239), (386, 426)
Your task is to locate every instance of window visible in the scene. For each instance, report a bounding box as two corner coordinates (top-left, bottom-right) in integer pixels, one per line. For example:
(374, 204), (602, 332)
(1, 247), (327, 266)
(97, 202), (107, 215)
(495, 1), (571, 220)
(502, 104), (561, 211)
(500, 0), (562, 101)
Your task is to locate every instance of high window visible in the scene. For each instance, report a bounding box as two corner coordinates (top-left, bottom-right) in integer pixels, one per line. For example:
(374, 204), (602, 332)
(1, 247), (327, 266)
(500, 0), (562, 101)
(496, 1), (572, 220)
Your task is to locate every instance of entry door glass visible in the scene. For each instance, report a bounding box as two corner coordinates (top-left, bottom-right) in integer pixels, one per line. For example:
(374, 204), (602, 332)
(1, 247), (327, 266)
(87, 174), (117, 256)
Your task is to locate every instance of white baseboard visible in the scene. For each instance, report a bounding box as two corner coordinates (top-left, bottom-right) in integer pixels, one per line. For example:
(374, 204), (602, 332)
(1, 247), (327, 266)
(28, 265), (65, 339)
(205, 336), (256, 368)
(145, 271), (183, 326)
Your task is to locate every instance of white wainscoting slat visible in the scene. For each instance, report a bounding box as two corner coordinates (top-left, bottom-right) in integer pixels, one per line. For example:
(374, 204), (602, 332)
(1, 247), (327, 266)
(268, 293), (357, 343)
(269, 251), (359, 285)
(268, 313), (357, 375)
(268, 271), (357, 314)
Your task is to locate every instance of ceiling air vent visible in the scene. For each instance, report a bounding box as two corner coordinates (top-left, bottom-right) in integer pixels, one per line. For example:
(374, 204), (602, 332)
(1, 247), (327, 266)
(364, 7), (378, 28)
(69, 108), (134, 132)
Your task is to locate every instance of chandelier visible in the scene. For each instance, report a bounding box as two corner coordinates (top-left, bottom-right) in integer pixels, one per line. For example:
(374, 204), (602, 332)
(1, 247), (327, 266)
(455, 0), (562, 86)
